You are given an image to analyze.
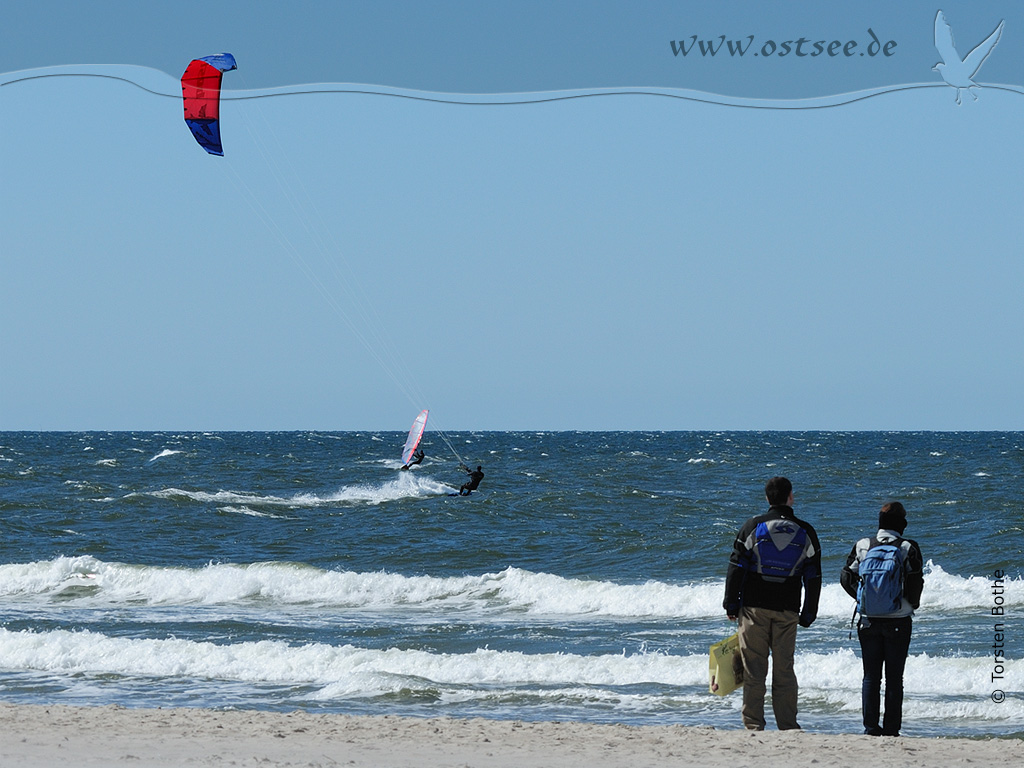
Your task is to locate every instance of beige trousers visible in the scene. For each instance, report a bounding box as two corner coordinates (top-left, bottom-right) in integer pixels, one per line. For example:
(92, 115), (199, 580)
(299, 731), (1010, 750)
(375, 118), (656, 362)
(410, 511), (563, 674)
(737, 606), (800, 730)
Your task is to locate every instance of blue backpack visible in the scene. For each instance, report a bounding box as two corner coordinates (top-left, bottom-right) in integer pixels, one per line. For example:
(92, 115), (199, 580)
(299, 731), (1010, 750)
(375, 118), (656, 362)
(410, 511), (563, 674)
(856, 540), (905, 616)
(751, 520), (809, 583)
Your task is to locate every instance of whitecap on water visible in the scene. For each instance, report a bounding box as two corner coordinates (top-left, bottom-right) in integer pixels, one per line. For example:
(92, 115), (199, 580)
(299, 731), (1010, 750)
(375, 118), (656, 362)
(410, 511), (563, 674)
(148, 449), (183, 462)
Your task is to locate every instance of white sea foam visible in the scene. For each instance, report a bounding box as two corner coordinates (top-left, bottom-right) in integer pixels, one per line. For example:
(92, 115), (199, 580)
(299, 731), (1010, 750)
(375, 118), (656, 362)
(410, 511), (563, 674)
(148, 449), (183, 462)
(0, 557), (1017, 619)
(0, 627), (1019, 726)
(216, 505), (295, 519)
(0, 625), (698, 696)
(138, 473), (455, 508)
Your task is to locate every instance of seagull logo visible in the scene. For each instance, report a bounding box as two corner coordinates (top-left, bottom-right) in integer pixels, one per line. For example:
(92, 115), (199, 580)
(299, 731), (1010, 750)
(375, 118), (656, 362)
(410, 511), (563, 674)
(933, 10), (1004, 104)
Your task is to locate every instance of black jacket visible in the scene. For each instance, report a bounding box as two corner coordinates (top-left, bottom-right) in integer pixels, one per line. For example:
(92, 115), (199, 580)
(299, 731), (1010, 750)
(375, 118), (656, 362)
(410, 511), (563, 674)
(723, 505), (822, 626)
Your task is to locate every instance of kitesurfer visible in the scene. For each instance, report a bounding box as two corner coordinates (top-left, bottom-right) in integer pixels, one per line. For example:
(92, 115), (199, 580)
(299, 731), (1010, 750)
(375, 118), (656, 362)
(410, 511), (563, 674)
(401, 449), (425, 470)
(459, 464), (484, 496)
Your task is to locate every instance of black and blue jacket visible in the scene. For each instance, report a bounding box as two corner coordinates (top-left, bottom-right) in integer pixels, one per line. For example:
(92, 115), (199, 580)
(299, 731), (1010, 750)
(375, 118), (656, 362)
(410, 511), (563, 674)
(723, 505), (822, 626)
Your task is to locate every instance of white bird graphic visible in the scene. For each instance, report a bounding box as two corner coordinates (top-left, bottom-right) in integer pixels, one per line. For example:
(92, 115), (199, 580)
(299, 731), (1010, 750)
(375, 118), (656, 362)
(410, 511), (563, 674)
(933, 10), (1004, 104)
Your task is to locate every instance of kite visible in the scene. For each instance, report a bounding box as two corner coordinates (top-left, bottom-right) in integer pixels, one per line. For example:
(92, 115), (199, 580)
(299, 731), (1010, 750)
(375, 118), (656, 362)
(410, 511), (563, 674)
(181, 53), (237, 156)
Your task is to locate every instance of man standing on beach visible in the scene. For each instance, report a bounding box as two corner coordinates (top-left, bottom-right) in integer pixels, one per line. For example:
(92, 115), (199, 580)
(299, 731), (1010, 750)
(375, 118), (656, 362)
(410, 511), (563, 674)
(723, 476), (822, 730)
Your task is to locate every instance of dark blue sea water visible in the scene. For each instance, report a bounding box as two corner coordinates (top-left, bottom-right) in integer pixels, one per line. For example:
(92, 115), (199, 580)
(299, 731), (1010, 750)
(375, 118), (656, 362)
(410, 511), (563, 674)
(0, 431), (1021, 737)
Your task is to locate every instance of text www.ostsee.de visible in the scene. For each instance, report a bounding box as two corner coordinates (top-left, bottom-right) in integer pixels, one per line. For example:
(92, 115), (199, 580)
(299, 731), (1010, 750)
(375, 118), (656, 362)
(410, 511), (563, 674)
(670, 29), (897, 59)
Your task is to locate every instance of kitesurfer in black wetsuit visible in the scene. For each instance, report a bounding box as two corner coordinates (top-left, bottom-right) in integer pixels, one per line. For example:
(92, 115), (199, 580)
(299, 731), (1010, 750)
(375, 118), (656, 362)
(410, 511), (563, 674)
(459, 465), (484, 496)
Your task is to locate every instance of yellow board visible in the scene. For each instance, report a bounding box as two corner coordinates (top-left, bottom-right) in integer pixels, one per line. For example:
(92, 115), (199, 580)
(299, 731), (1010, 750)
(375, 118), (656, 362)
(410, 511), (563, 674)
(708, 632), (744, 696)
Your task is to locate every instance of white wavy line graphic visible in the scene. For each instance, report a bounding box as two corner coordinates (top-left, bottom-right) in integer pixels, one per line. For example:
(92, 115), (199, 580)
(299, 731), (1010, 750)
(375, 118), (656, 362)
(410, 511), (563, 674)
(4, 64), (1024, 110)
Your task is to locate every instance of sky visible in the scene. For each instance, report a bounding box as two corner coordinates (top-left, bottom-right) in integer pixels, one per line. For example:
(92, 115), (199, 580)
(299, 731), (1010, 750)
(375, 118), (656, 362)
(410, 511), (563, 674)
(2, 1), (1023, 431)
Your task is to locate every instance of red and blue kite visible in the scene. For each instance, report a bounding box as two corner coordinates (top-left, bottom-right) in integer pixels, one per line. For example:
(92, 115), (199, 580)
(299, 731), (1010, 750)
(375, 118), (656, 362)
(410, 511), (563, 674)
(181, 53), (237, 156)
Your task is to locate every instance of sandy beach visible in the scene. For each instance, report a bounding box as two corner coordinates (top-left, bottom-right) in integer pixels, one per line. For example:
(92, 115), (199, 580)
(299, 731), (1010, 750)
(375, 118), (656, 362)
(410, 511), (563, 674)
(1, 704), (1020, 768)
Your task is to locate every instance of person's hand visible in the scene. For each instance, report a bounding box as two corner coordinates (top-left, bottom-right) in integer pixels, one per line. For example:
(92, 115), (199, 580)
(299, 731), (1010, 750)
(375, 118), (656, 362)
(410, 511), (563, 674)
(798, 614), (814, 628)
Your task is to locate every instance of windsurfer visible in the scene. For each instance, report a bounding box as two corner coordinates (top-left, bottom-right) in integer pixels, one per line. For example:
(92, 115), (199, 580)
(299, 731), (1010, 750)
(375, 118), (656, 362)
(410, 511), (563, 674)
(459, 465), (484, 496)
(401, 410), (429, 470)
(401, 449), (425, 470)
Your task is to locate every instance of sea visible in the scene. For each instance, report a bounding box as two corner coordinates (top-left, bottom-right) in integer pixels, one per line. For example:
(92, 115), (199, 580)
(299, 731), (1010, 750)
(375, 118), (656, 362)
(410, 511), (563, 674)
(0, 431), (1021, 739)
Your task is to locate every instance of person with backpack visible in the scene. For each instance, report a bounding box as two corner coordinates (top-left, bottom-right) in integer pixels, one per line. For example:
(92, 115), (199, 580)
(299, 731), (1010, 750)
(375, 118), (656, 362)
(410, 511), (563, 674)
(840, 501), (925, 737)
(723, 476), (822, 730)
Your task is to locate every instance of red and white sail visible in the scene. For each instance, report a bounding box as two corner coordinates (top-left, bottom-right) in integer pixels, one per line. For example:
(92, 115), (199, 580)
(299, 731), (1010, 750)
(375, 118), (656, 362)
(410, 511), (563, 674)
(401, 410), (429, 465)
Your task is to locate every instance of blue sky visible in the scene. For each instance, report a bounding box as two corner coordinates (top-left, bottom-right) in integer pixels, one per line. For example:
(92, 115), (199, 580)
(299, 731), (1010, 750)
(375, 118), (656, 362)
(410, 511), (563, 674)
(2, 1), (1022, 431)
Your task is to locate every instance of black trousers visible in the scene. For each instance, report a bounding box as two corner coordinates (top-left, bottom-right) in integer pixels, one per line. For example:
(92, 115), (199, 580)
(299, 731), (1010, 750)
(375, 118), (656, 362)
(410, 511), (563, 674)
(858, 615), (912, 736)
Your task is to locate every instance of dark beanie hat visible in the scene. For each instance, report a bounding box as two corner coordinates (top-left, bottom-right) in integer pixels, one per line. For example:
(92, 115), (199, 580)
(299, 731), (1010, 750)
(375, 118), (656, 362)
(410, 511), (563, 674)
(879, 501), (907, 534)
